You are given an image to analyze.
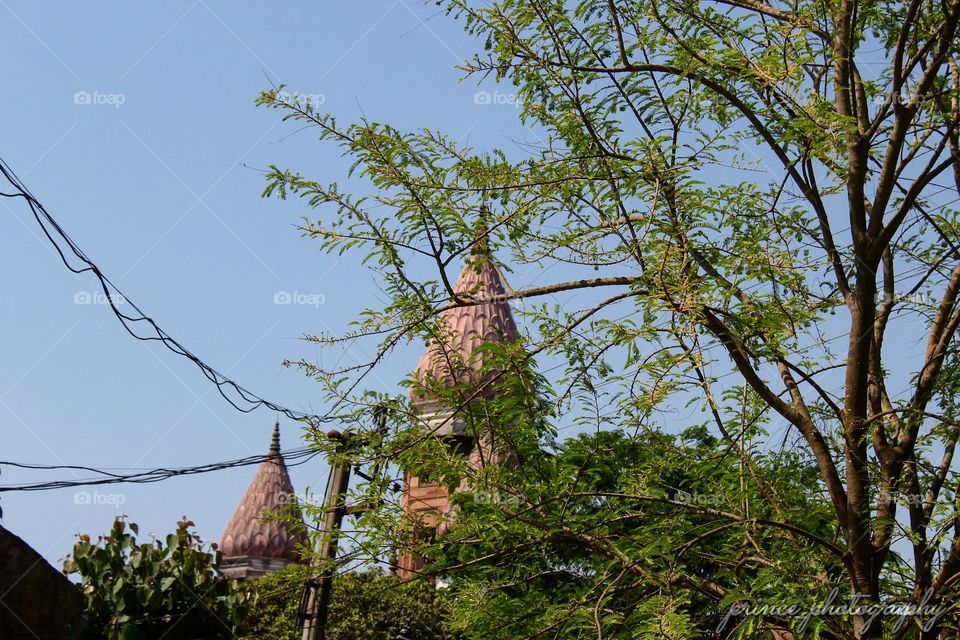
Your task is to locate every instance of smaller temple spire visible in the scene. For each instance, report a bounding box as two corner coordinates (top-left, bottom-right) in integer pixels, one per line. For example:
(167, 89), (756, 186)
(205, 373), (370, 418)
(220, 419), (307, 578)
(270, 418), (281, 456)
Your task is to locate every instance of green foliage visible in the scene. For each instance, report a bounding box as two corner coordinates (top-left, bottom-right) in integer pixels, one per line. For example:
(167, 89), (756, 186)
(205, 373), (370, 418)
(258, 0), (960, 637)
(428, 429), (839, 639)
(62, 517), (253, 640)
(237, 563), (307, 640)
(241, 564), (452, 640)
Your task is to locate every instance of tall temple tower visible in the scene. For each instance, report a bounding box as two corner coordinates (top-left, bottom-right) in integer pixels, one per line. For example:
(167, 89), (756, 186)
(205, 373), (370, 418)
(220, 420), (308, 578)
(397, 241), (519, 578)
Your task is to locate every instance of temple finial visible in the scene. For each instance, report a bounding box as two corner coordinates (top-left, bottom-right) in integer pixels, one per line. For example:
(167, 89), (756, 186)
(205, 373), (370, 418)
(472, 205), (491, 256)
(270, 418), (281, 456)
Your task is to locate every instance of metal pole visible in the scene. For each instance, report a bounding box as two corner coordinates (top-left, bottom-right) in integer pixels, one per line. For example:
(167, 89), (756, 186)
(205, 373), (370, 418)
(300, 431), (352, 640)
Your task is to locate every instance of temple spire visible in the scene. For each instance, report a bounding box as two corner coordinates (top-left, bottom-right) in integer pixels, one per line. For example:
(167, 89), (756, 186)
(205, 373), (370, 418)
(399, 207), (519, 579)
(410, 206), (519, 411)
(220, 418), (307, 578)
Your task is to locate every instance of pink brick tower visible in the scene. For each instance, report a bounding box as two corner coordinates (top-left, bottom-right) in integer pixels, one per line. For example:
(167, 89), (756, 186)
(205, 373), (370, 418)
(398, 238), (519, 578)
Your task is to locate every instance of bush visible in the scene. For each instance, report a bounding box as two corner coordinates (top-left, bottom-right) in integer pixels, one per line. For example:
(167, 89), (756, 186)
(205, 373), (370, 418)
(242, 564), (452, 640)
(63, 517), (253, 640)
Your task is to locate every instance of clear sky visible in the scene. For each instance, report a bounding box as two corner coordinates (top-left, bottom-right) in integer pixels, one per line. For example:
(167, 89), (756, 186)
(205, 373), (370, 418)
(0, 1), (537, 568)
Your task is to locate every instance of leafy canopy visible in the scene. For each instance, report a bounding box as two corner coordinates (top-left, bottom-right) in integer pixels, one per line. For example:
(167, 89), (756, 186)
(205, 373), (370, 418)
(260, 0), (960, 637)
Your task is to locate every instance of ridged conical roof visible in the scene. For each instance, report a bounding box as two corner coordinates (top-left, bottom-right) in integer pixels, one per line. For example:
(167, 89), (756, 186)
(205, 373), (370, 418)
(411, 248), (519, 409)
(220, 421), (307, 561)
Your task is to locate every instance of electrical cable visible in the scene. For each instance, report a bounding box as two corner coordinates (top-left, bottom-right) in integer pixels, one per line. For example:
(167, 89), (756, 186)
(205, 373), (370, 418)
(0, 154), (328, 426)
(0, 447), (321, 493)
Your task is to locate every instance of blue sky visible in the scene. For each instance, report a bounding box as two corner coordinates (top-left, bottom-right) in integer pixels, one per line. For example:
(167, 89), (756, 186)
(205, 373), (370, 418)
(0, 1), (537, 568)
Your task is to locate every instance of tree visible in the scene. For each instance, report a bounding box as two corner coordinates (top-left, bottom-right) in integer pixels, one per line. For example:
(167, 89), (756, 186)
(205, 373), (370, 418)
(63, 517), (253, 639)
(432, 429), (839, 638)
(259, 0), (960, 637)
(241, 565), (452, 640)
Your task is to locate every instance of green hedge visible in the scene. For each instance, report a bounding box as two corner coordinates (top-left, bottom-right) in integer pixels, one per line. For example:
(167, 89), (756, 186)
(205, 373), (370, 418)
(242, 565), (452, 640)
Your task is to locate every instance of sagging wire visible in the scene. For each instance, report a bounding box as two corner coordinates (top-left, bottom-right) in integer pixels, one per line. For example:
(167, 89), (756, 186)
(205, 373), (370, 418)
(0, 154), (327, 427)
(0, 447), (321, 493)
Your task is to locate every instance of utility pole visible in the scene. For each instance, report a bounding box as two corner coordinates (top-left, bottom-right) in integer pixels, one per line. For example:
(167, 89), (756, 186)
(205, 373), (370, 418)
(300, 430), (352, 640)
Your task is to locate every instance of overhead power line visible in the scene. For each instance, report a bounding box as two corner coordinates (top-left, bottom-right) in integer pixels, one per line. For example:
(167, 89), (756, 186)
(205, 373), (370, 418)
(0, 154), (327, 426)
(0, 447), (321, 493)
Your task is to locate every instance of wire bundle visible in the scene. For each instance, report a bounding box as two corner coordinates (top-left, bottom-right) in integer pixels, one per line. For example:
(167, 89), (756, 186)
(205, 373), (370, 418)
(0, 154), (325, 426)
(0, 447), (321, 493)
